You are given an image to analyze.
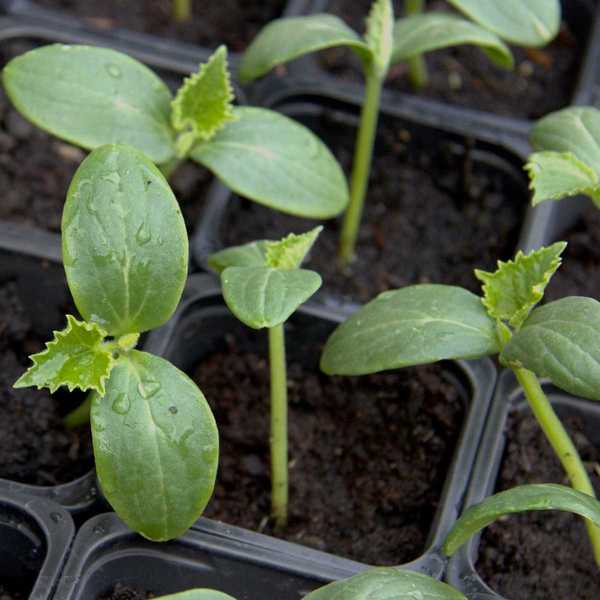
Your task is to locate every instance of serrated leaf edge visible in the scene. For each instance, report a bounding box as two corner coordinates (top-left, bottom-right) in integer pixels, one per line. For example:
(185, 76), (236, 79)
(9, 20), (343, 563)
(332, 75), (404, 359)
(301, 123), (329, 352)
(14, 314), (115, 395)
(265, 226), (323, 270)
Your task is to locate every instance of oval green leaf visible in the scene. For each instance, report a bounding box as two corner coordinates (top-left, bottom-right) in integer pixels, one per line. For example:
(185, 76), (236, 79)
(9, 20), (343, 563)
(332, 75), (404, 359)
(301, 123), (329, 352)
(63, 144), (188, 336)
(222, 266), (322, 329)
(304, 567), (467, 600)
(530, 107), (600, 178)
(501, 297), (600, 401)
(321, 285), (499, 375)
(191, 107), (349, 219)
(91, 350), (219, 541)
(392, 13), (512, 69)
(239, 14), (371, 83)
(2, 44), (175, 163)
(156, 591), (237, 600)
(447, 0), (560, 47)
(444, 484), (600, 556)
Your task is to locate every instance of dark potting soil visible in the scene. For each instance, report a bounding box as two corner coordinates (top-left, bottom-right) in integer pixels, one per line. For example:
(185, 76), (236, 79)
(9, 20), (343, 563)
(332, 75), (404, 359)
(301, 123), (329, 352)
(319, 0), (583, 120)
(98, 584), (154, 600)
(477, 411), (600, 600)
(219, 112), (524, 303)
(0, 278), (94, 486)
(0, 585), (27, 600)
(191, 329), (465, 565)
(545, 206), (600, 302)
(0, 39), (211, 234)
(36, 0), (286, 53)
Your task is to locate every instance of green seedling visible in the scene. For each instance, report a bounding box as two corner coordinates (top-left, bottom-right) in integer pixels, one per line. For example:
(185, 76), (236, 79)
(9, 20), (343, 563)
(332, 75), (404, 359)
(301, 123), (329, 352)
(156, 592), (235, 600)
(14, 143), (219, 542)
(208, 227), (323, 528)
(526, 106), (600, 207)
(321, 243), (600, 564)
(2, 44), (348, 221)
(240, 0), (559, 265)
(173, 0), (191, 22)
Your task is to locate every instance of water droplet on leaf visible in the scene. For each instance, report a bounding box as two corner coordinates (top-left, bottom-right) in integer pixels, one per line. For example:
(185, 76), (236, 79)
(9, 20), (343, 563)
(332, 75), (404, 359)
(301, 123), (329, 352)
(138, 378), (161, 399)
(135, 222), (152, 246)
(105, 63), (122, 78)
(111, 393), (130, 415)
(168, 405), (178, 414)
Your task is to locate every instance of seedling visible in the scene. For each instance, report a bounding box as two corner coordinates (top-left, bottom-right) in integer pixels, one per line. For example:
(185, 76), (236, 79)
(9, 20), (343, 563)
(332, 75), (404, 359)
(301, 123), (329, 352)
(239, 0), (559, 265)
(2, 44), (347, 222)
(156, 592), (235, 600)
(526, 106), (600, 207)
(14, 143), (219, 542)
(173, 0), (191, 22)
(322, 243), (600, 564)
(208, 227), (323, 528)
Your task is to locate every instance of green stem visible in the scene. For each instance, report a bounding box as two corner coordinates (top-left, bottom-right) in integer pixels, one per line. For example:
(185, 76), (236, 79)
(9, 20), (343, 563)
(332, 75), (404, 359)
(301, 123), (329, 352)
(173, 0), (191, 22)
(514, 367), (600, 566)
(405, 0), (428, 89)
(269, 323), (288, 528)
(337, 70), (383, 266)
(64, 394), (92, 428)
(159, 157), (183, 180)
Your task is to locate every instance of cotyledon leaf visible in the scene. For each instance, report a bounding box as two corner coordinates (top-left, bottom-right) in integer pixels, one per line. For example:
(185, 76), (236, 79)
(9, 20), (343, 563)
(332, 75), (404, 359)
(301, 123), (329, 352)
(156, 592), (237, 600)
(500, 297), (600, 401)
(91, 350), (219, 541)
(2, 44), (175, 164)
(62, 144), (188, 336)
(221, 266), (322, 329)
(191, 107), (349, 219)
(14, 314), (114, 395)
(321, 285), (499, 376)
(392, 13), (512, 69)
(444, 484), (600, 556)
(303, 567), (467, 600)
(238, 14), (371, 83)
(447, 0), (560, 47)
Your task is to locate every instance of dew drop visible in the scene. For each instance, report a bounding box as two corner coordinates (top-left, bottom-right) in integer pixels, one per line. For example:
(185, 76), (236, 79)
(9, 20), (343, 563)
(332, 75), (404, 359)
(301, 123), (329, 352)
(92, 419), (106, 433)
(111, 393), (130, 415)
(105, 63), (122, 79)
(138, 378), (161, 399)
(135, 222), (152, 246)
(168, 405), (178, 415)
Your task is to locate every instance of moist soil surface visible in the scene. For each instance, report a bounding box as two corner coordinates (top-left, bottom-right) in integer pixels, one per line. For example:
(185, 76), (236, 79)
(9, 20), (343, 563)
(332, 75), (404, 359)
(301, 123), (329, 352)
(218, 111), (524, 304)
(0, 39), (211, 234)
(98, 584), (155, 600)
(189, 322), (465, 565)
(545, 206), (600, 301)
(37, 0), (286, 52)
(0, 585), (27, 600)
(319, 0), (584, 120)
(0, 275), (94, 486)
(477, 410), (600, 599)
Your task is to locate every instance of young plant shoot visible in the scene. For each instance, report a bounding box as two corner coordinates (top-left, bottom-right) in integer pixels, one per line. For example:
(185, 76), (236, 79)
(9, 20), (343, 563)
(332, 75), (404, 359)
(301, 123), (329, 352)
(208, 227), (323, 528)
(14, 144), (219, 542)
(173, 0), (191, 22)
(239, 0), (558, 265)
(2, 44), (348, 222)
(321, 243), (600, 565)
(526, 106), (600, 207)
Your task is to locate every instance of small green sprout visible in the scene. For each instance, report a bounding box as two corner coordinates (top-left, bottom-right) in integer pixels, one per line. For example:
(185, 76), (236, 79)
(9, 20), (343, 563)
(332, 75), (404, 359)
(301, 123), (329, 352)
(208, 227), (323, 528)
(240, 0), (559, 265)
(322, 243), (600, 565)
(173, 0), (191, 23)
(2, 44), (348, 221)
(14, 144), (219, 542)
(526, 106), (600, 207)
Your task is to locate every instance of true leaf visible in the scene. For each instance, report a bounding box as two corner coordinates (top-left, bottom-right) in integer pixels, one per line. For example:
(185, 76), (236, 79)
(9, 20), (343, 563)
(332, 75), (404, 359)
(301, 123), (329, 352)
(321, 285), (499, 376)
(501, 297), (600, 401)
(238, 14), (371, 83)
(2, 44), (175, 164)
(530, 107), (600, 174)
(265, 226), (322, 269)
(92, 350), (218, 541)
(208, 240), (268, 274)
(392, 13), (512, 69)
(62, 144), (188, 336)
(303, 567), (466, 600)
(14, 314), (114, 395)
(447, 0), (560, 47)
(221, 266), (322, 329)
(171, 46), (236, 157)
(156, 591), (237, 600)
(475, 242), (566, 330)
(444, 484), (600, 556)
(191, 107), (349, 219)
(526, 151), (600, 207)
(365, 0), (393, 76)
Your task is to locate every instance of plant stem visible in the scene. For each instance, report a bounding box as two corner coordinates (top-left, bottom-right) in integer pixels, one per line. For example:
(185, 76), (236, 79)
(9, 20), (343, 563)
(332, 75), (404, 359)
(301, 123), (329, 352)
(337, 70), (383, 266)
(159, 157), (183, 180)
(269, 323), (288, 528)
(514, 367), (600, 566)
(173, 0), (191, 22)
(64, 394), (92, 428)
(405, 0), (428, 89)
